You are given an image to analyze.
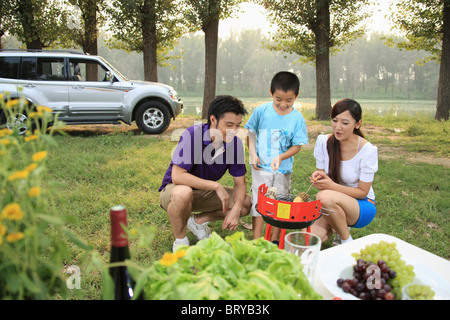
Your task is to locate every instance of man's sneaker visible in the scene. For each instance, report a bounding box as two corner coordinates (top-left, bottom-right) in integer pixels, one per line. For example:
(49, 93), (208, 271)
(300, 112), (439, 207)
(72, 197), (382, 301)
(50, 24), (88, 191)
(173, 237), (189, 252)
(187, 214), (212, 240)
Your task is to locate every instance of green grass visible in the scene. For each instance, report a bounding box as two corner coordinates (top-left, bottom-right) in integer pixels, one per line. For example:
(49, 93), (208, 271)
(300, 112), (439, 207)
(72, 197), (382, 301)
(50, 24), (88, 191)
(43, 112), (449, 300)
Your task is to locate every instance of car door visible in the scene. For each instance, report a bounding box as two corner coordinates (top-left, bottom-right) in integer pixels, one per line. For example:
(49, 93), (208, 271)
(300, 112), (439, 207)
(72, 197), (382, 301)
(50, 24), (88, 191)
(67, 58), (123, 120)
(18, 57), (69, 118)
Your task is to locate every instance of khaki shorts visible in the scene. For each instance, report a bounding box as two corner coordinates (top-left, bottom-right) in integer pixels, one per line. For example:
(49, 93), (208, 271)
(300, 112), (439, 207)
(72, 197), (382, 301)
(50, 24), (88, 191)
(160, 183), (236, 213)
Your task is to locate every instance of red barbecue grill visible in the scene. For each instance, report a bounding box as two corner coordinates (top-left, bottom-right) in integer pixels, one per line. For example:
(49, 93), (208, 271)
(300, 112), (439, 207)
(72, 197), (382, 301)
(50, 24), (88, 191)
(256, 184), (332, 249)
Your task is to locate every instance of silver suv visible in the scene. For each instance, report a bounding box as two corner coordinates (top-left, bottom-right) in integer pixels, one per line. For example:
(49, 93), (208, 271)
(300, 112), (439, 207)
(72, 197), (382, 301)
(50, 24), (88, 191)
(0, 50), (183, 134)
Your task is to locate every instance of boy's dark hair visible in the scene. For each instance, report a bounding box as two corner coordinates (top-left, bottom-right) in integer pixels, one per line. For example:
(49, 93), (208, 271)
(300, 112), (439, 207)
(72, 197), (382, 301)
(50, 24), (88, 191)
(270, 71), (300, 96)
(207, 95), (247, 126)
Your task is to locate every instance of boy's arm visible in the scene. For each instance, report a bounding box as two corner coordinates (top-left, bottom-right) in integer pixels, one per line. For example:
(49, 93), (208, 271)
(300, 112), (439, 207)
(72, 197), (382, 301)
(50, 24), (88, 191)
(247, 131), (260, 170)
(270, 145), (302, 171)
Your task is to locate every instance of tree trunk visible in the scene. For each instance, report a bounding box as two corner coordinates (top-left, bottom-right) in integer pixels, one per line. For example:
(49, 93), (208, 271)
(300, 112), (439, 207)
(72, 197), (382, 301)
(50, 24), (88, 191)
(82, 0), (98, 81)
(314, 0), (331, 120)
(18, 0), (42, 49)
(202, 18), (219, 119)
(435, 0), (450, 120)
(142, 30), (158, 82)
(142, 0), (158, 82)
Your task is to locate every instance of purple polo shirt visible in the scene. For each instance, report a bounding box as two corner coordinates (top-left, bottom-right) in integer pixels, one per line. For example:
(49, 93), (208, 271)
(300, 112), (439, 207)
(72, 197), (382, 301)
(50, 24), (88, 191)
(158, 123), (246, 191)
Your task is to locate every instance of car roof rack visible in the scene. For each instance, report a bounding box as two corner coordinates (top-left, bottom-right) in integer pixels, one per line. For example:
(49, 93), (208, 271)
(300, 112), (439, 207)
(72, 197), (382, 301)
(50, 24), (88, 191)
(0, 49), (86, 55)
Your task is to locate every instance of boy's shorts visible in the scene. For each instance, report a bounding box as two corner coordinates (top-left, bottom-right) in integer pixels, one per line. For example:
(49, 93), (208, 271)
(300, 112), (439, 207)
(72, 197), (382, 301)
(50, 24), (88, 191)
(250, 168), (291, 217)
(160, 183), (235, 213)
(350, 197), (376, 228)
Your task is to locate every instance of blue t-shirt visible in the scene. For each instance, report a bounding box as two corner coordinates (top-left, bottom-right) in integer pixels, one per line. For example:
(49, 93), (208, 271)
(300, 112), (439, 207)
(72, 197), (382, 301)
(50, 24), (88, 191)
(244, 102), (308, 174)
(159, 123), (247, 191)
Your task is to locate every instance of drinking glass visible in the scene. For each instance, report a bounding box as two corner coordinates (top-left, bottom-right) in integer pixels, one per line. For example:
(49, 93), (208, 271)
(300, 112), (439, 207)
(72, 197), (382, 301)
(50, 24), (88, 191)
(284, 231), (321, 285)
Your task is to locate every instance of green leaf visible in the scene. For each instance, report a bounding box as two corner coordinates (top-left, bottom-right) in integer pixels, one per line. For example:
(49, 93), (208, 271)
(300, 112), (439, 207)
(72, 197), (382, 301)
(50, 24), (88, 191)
(62, 228), (93, 251)
(101, 268), (114, 300)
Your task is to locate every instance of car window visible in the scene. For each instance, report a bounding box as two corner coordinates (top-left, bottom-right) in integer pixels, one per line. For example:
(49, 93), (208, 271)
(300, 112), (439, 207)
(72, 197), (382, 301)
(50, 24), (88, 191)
(21, 57), (37, 80)
(19, 57), (66, 81)
(37, 58), (65, 80)
(69, 59), (110, 82)
(0, 57), (20, 79)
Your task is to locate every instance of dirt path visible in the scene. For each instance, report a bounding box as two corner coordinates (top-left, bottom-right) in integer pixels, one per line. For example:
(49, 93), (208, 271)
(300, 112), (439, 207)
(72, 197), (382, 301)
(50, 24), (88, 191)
(60, 116), (450, 167)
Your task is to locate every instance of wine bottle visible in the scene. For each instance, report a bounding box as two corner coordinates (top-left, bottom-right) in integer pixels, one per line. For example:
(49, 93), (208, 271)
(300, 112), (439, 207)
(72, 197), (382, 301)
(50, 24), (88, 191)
(109, 205), (142, 300)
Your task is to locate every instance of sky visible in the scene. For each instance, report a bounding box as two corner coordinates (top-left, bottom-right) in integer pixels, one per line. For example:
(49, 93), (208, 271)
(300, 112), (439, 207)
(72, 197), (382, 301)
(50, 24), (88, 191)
(219, 1), (396, 39)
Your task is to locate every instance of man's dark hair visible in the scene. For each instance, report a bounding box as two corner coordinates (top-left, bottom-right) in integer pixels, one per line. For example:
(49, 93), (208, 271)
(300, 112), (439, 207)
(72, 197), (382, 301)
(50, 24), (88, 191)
(207, 95), (247, 126)
(270, 71), (300, 96)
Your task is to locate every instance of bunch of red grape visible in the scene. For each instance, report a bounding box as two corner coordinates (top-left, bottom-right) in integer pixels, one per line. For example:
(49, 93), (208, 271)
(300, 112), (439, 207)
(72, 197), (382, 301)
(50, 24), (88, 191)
(351, 241), (415, 297)
(337, 259), (397, 300)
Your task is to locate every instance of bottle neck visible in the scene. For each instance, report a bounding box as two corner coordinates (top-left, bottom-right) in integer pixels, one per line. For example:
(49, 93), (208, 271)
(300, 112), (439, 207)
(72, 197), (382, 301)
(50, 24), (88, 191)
(110, 207), (128, 248)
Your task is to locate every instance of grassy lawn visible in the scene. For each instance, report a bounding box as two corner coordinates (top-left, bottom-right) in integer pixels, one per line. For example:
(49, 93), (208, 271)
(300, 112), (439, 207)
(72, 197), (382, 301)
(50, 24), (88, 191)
(43, 110), (449, 299)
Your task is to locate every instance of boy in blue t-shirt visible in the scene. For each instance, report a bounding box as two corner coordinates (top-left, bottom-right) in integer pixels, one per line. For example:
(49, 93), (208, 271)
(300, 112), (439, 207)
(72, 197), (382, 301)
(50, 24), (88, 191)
(245, 71), (308, 240)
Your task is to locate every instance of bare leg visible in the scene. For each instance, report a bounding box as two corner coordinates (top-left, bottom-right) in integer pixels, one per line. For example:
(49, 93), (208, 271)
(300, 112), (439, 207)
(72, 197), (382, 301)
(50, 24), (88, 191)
(166, 185), (193, 239)
(311, 216), (333, 242)
(252, 216), (264, 239)
(192, 193), (252, 224)
(314, 190), (360, 241)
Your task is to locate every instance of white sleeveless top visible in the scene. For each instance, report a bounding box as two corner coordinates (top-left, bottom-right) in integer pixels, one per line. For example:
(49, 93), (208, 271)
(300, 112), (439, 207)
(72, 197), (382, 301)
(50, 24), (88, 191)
(314, 134), (378, 200)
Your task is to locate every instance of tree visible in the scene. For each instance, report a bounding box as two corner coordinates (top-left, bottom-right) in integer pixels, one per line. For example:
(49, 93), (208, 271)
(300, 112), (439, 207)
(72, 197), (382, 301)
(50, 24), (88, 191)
(184, 0), (243, 118)
(3, 0), (70, 49)
(63, 0), (105, 55)
(390, 0), (449, 120)
(257, 0), (371, 120)
(106, 0), (185, 82)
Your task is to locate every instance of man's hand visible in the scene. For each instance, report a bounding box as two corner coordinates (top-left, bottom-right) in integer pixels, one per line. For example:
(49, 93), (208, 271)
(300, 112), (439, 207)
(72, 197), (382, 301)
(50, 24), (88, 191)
(222, 206), (240, 231)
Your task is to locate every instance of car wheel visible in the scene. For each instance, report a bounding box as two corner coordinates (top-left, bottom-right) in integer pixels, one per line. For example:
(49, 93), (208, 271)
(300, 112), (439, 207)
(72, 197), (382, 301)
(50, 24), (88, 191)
(135, 101), (170, 134)
(0, 111), (30, 135)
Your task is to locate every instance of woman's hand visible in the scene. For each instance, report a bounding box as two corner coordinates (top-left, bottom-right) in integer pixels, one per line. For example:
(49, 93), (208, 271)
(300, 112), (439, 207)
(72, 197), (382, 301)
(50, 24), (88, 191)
(310, 170), (334, 190)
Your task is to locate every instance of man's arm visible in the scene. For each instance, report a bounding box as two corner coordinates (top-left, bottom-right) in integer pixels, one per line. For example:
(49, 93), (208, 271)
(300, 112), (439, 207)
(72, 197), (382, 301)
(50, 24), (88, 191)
(222, 175), (247, 231)
(171, 164), (231, 213)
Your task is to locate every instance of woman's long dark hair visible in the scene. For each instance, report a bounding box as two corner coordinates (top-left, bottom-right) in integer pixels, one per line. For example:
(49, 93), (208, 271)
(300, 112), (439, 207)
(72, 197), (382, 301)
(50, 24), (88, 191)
(327, 98), (364, 184)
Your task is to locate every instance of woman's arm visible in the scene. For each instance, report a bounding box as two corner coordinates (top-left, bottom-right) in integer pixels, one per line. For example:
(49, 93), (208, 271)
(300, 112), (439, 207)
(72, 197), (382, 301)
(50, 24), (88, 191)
(311, 170), (372, 199)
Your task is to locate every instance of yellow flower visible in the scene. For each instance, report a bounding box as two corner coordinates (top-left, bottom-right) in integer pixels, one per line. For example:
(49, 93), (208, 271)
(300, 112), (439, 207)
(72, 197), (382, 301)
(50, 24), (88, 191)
(0, 223), (6, 236)
(1, 203), (24, 221)
(32, 151), (47, 162)
(0, 150), (6, 156)
(28, 186), (41, 198)
(25, 163), (38, 173)
(37, 106), (52, 113)
(5, 99), (19, 109)
(174, 249), (187, 259)
(8, 170), (29, 181)
(6, 232), (24, 242)
(24, 135), (39, 142)
(0, 128), (12, 138)
(159, 252), (178, 266)
(29, 111), (43, 118)
(0, 138), (10, 146)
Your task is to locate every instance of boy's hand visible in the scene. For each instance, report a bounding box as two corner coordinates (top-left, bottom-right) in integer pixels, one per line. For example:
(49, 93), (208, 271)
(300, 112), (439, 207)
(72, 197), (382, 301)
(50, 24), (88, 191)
(271, 156), (281, 171)
(251, 156), (261, 170)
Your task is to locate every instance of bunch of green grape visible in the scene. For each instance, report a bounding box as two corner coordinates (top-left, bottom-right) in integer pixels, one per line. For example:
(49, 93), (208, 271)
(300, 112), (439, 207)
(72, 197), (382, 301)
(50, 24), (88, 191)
(403, 284), (436, 300)
(351, 241), (415, 297)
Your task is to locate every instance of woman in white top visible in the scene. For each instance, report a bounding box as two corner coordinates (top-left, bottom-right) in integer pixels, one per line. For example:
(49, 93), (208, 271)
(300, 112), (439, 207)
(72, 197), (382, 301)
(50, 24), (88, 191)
(310, 98), (378, 243)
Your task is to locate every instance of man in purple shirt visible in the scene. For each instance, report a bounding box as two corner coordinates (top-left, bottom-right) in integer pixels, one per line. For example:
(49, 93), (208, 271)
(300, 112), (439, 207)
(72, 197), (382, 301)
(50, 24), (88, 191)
(159, 95), (251, 251)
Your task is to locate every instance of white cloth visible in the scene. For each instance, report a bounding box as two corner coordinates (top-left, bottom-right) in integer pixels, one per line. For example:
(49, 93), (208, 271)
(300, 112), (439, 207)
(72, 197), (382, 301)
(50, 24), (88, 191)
(250, 167), (291, 217)
(314, 134), (378, 200)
